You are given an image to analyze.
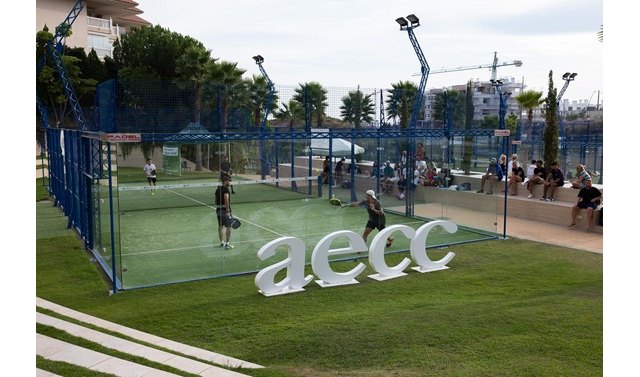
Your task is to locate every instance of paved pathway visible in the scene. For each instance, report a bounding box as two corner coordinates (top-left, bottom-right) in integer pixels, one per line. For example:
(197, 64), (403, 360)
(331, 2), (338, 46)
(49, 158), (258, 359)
(36, 298), (262, 377)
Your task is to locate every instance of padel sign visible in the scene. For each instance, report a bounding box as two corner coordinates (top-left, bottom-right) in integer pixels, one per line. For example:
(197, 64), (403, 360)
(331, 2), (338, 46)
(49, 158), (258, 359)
(255, 220), (457, 297)
(493, 129), (511, 137)
(102, 133), (142, 143)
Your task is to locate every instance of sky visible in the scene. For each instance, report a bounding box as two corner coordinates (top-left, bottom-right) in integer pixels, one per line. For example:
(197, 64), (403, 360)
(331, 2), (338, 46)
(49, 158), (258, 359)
(137, 0), (603, 104)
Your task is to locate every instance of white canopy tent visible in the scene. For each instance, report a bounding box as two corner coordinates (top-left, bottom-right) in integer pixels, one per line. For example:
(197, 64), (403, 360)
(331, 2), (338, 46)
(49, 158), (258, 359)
(309, 138), (365, 156)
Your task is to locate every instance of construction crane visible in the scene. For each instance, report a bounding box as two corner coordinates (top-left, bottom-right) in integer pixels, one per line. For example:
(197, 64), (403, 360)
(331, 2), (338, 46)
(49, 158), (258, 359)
(412, 52), (522, 81)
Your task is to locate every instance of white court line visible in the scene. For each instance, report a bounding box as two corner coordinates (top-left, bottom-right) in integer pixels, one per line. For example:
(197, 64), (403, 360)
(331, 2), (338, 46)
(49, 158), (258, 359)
(121, 220), (426, 257)
(164, 188), (287, 238)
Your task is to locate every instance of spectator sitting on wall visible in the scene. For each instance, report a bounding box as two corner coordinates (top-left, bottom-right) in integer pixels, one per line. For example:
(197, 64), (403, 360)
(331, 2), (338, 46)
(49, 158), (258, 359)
(526, 160), (546, 199)
(541, 161), (565, 202)
(570, 164), (591, 189)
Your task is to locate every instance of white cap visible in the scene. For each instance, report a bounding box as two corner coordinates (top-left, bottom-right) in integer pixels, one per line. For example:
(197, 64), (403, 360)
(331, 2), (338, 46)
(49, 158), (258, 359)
(365, 190), (376, 199)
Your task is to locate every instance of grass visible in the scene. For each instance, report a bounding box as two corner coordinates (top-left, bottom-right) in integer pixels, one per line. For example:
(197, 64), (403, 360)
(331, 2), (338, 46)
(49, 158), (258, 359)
(36, 185), (603, 377)
(36, 356), (118, 377)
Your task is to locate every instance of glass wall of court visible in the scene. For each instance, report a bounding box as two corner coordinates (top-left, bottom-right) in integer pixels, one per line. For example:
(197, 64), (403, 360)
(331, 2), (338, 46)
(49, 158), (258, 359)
(41, 78), (602, 291)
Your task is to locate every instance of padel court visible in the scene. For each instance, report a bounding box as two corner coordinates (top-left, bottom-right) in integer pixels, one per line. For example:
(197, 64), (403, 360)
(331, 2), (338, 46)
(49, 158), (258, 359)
(103, 175), (496, 289)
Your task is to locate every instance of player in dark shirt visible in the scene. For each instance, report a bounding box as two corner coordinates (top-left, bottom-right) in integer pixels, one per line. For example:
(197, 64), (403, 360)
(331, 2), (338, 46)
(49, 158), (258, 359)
(215, 177), (234, 249)
(569, 179), (602, 232)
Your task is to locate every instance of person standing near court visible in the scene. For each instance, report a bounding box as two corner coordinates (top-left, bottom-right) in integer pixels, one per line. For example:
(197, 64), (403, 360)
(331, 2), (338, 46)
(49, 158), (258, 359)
(343, 190), (394, 248)
(215, 177), (234, 249)
(220, 155), (235, 194)
(143, 158), (157, 195)
(335, 157), (345, 186)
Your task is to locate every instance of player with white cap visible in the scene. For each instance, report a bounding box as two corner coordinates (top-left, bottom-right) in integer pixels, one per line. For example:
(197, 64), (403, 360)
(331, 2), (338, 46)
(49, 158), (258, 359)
(343, 190), (394, 248)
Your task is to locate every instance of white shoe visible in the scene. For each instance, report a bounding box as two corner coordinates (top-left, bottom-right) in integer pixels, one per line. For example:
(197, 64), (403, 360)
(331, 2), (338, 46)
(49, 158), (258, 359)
(527, 194), (532, 199)
(220, 242), (225, 247)
(224, 243), (234, 249)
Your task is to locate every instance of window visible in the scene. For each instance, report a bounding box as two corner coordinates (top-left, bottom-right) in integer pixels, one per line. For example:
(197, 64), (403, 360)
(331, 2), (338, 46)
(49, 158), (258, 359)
(87, 33), (112, 58)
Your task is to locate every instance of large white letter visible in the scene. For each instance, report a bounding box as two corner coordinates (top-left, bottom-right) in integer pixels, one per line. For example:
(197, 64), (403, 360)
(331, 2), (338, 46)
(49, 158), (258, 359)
(368, 225), (414, 281)
(410, 220), (457, 273)
(255, 237), (314, 297)
(312, 230), (367, 287)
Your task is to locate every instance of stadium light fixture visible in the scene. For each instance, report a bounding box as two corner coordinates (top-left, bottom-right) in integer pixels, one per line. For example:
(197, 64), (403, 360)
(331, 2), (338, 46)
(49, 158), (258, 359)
(252, 55), (264, 64)
(406, 14), (420, 27)
(395, 17), (409, 30)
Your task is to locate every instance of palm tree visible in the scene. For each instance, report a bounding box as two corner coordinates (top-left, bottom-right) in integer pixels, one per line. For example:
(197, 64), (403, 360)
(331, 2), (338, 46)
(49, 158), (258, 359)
(431, 89), (465, 127)
(209, 61), (247, 130)
(275, 100), (304, 128)
(247, 75), (278, 128)
(385, 81), (417, 128)
(515, 90), (544, 137)
(597, 25), (603, 43)
(340, 87), (375, 129)
(175, 44), (216, 125)
(292, 82), (328, 127)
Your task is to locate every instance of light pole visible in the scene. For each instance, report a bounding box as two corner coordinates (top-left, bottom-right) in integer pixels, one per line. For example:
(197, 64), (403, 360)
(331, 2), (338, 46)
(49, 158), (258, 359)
(491, 79), (512, 155)
(252, 54), (276, 180)
(557, 72), (576, 171)
(396, 14), (430, 217)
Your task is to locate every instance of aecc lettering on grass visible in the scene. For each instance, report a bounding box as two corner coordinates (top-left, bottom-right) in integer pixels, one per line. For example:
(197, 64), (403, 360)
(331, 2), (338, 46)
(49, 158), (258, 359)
(255, 220), (457, 296)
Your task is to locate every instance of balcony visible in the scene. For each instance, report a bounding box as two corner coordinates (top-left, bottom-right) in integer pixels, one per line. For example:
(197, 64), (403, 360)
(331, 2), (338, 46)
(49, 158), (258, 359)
(87, 16), (120, 38)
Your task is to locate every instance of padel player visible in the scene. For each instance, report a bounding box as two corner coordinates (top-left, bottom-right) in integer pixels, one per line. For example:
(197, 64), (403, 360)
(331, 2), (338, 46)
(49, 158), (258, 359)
(215, 177), (234, 249)
(143, 159), (157, 195)
(343, 190), (394, 248)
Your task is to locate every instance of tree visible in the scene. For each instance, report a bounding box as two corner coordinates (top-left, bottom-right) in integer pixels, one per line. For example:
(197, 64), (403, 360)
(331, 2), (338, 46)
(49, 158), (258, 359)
(515, 90), (544, 137)
(275, 100), (304, 128)
(543, 71), (559, 169)
(292, 82), (328, 127)
(175, 44), (217, 170)
(247, 75), (278, 128)
(461, 81), (474, 174)
(386, 81), (417, 128)
(208, 60), (247, 130)
(480, 115), (499, 129)
(506, 113), (518, 134)
(432, 89), (465, 128)
(36, 27), (98, 129)
(597, 25), (603, 43)
(340, 87), (375, 129)
(112, 25), (203, 80)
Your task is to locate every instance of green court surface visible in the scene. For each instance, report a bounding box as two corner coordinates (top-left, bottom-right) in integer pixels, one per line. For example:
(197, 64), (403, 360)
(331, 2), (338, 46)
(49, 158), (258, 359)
(111, 185), (495, 289)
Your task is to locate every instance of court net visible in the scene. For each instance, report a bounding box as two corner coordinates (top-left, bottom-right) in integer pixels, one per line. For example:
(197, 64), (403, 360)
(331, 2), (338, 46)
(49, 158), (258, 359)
(117, 176), (320, 212)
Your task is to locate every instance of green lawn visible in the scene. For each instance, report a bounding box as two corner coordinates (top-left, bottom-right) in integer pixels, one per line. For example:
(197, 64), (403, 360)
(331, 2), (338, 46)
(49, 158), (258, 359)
(36, 189), (603, 377)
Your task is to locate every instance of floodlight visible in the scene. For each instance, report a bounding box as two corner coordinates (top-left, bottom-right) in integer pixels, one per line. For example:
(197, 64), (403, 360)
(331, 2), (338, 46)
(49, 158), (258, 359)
(569, 72), (577, 79)
(406, 14), (420, 27)
(562, 72), (571, 80)
(395, 17), (408, 30)
(252, 55), (264, 64)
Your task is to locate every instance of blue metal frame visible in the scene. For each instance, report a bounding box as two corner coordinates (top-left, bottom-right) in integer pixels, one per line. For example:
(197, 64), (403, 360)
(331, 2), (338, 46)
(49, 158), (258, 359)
(399, 15), (430, 217)
(44, 0), (88, 130)
(254, 56), (277, 179)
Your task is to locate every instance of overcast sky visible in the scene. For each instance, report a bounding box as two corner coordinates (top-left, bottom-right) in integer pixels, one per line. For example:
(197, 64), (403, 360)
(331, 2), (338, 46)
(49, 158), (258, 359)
(137, 0), (603, 104)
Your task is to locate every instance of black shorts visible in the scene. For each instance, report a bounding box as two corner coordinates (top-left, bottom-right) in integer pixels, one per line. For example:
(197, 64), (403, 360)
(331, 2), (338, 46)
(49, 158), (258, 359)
(577, 202), (598, 210)
(366, 220), (386, 231)
(147, 177), (156, 184)
(216, 208), (231, 227)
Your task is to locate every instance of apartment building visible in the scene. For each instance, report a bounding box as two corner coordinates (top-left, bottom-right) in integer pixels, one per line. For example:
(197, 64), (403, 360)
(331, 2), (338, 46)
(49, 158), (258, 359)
(36, 0), (150, 59)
